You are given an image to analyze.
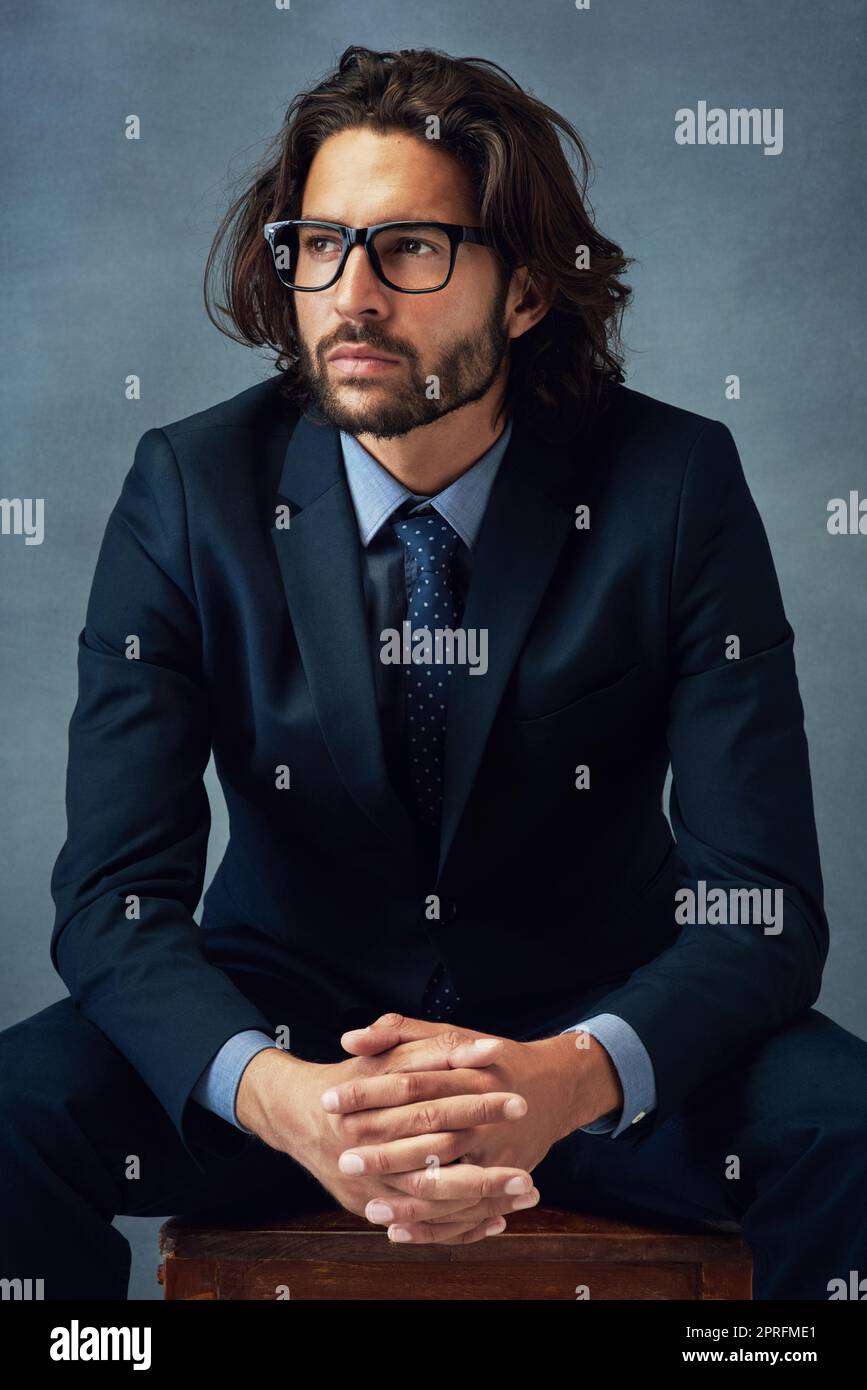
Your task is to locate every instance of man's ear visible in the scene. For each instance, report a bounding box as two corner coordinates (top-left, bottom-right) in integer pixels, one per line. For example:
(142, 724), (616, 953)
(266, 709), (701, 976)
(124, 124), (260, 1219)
(508, 265), (555, 338)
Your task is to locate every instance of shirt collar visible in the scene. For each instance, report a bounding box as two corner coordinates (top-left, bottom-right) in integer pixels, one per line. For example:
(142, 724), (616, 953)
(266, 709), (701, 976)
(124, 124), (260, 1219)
(340, 416), (513, 551)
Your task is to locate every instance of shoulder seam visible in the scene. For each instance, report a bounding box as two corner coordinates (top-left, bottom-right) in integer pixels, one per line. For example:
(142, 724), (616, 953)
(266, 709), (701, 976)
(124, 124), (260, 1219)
(136, 426), (203, 623)
(664, 418), (725, 666)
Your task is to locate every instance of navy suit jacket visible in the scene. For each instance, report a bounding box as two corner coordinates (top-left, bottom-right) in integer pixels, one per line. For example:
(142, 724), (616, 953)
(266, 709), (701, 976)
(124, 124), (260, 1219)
(49, 375), (829, 1172)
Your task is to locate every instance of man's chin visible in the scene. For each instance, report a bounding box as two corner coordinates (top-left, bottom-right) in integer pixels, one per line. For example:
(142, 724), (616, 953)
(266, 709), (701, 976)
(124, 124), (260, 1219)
(342, 414), (428, 441)
(309, 388), (443, 439)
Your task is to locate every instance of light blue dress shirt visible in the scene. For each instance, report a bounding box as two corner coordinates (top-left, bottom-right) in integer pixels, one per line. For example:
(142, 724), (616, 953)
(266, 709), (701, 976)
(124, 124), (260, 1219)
(191, 417), (656, 1139)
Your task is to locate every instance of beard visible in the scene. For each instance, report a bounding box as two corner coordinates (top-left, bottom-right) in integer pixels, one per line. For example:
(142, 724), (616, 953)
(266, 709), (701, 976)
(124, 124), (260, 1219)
(291, 275), (512, 440)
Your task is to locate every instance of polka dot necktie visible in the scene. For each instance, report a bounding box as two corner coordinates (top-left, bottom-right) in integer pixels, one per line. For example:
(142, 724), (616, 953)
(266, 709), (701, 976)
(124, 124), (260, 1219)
(390, 504), (463, 1020)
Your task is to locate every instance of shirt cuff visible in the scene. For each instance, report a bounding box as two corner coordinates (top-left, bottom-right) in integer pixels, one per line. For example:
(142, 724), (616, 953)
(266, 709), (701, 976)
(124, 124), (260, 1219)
(190, 1029), (278, 1131)
(560, 1012), (657, 1139)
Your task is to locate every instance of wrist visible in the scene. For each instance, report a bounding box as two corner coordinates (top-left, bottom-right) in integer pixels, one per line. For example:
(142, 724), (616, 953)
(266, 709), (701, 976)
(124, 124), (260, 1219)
(235, 1046), (310, 1138)
(539, 1031), (623, 1138)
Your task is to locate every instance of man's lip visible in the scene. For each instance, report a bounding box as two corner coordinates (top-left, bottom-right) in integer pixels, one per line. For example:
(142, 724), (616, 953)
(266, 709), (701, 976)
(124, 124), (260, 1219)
(327, 347), (401, 363)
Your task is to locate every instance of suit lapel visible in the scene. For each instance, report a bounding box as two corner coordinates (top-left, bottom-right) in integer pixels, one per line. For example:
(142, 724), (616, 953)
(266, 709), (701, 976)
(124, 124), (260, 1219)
(435, 414), (577, 886)
(270, 409), (415, 855)
(270, 405), (580, 882)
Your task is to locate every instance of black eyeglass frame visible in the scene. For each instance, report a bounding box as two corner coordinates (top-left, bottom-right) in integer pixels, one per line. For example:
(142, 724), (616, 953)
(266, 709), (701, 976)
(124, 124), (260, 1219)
(262, 219), (497, 293)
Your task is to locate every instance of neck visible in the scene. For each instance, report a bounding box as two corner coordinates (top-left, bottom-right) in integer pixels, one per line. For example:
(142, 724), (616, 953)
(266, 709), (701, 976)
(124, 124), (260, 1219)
(355, 388), (511, 495)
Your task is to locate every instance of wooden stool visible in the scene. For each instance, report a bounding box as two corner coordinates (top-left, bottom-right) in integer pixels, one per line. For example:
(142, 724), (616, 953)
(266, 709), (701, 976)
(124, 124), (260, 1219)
(157, 1205), (752, 1300)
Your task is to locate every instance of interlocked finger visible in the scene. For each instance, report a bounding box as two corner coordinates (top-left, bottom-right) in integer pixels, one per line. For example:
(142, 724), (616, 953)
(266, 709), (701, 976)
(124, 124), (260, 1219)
(367, 1185), (540, 1231)
(387, 1212), (511, 1245)
(382, 1161), (534, 1204)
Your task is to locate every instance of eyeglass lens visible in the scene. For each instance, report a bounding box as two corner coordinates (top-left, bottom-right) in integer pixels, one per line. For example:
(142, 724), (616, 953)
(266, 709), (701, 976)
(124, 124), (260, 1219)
(271, 223), (454, 290)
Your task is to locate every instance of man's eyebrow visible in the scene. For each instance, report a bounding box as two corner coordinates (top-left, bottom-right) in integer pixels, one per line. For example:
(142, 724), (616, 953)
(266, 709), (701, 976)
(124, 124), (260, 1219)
(298, 213), (447, 224)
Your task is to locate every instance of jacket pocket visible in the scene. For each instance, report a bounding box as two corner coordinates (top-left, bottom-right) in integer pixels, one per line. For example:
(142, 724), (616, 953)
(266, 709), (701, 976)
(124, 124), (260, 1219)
(513, 660), (640, 726)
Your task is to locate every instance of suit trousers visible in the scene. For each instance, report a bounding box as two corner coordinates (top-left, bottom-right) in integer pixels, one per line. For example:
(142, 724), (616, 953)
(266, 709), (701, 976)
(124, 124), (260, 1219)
(0, 988), (865, 1301)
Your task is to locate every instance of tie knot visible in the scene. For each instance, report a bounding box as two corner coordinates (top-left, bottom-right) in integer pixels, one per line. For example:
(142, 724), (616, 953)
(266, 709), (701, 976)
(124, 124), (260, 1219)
(390, 509), (461, 576)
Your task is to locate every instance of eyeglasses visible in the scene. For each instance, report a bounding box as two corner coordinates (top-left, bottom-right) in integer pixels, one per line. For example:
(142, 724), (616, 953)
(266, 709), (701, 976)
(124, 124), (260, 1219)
(262, 219), (495, 293)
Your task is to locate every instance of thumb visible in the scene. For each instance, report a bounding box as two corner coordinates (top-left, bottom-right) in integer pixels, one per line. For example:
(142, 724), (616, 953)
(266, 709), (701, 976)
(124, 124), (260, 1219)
(340, 1012), (438, 1055)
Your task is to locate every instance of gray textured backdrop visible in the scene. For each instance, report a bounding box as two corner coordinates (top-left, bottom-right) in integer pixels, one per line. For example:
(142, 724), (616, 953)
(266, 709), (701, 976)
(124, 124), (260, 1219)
(2, 0), (865, 1299)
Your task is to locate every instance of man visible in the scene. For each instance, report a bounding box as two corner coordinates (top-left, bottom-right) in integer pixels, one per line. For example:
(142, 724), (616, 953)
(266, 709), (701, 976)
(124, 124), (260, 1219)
(2, 45), (865, 1301)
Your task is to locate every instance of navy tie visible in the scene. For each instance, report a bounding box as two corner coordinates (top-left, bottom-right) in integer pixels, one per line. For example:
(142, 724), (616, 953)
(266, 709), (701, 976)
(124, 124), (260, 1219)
(390, 504), (463, 1020)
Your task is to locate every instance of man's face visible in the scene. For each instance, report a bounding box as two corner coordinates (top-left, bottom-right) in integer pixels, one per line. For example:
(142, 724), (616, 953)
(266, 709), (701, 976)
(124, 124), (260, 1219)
(289, 127), (512, 440)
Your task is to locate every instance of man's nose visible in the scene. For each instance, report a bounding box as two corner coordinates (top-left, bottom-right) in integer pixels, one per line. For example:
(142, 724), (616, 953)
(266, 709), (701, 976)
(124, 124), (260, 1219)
(332, 243), (391, 314)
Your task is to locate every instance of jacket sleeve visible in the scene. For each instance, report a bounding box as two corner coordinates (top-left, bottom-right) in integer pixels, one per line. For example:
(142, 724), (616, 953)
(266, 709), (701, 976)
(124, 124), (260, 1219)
(49, 427), (276, 1171)
(588, 419), (829, 1144)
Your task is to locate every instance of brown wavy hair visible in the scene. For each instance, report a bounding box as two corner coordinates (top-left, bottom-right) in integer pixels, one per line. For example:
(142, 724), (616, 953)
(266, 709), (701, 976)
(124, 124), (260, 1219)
(204, 45), (633, 441)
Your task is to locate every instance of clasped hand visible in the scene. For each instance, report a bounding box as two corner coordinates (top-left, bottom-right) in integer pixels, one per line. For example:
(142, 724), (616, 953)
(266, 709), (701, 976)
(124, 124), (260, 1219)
(314, 1012), (614, 1244)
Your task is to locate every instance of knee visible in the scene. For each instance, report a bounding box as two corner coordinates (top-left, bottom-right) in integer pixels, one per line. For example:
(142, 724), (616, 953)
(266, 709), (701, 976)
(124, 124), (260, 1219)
(0, 1000), (116, 1098)
(0, 1007), (114, 1146)
(790, 1095), (867, 1182)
